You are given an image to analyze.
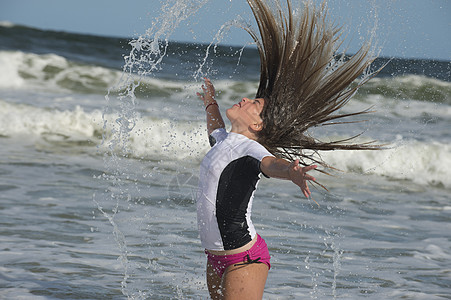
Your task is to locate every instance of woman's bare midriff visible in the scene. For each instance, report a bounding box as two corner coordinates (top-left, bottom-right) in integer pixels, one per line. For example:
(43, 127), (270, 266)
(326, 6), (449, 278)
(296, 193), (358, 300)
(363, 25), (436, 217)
(206, 235), (258, 256)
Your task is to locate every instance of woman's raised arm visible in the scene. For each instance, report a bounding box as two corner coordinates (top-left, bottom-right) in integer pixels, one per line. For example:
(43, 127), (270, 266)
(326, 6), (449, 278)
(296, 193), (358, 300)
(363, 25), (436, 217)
(197, 78), (225, 135)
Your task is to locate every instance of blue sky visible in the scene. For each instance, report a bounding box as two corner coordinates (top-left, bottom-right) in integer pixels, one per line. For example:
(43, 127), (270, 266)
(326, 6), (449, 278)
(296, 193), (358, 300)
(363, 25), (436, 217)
(1, 0), (450, 60)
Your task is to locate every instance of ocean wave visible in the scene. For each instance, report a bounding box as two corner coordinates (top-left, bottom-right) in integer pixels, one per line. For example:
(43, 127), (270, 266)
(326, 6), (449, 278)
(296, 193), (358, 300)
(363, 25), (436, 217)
(0, 99), (207, 160)
(2, 50), (450, 105)
(357, 75), (451, 104)
(0, 99), (104, 141)
(0, 50), (225, 100)
(0, 50), (123, 93)
(1, 99), (449, 188)
(320, 141), (451, 189)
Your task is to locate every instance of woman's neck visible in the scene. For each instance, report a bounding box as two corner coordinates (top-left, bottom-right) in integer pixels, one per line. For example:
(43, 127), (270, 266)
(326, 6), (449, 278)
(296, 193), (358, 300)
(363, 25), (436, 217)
(230, 123), (259, 141)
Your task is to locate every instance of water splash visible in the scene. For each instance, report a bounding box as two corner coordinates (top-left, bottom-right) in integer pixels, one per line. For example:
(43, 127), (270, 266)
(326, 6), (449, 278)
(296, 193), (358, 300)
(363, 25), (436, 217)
(302, 227), (343, 299)
(95, 1), (208, 298)
(194, 17), (249, 80)
(327, 231), (344, 299)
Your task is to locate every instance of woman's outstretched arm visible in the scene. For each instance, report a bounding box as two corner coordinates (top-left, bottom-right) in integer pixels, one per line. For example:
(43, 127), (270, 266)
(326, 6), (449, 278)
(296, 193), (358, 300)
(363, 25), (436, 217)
(261, 157), (317, 198)
(197, 78), (225, 135)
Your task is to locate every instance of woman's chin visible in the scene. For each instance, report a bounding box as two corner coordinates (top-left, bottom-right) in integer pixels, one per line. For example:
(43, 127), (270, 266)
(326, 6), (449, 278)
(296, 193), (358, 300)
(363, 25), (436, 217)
(225, 108), (234, 120)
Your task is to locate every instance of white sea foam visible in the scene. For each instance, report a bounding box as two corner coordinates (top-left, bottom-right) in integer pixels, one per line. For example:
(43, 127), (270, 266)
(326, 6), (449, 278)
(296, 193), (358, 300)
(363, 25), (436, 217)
(0, 21), (15, 28)
(1, 99), (449, 188)
(369, 74), (451, 89)
(320, 140), (451, 188)
(0, 100), (102, 140)
(361, 93), (451, 120)
(0, 50), (207, 99)
(112, 114), (208, 160)
(0, 51), (26, 88)
(0, 99), (208, 160)
(0, 51), (123, 93)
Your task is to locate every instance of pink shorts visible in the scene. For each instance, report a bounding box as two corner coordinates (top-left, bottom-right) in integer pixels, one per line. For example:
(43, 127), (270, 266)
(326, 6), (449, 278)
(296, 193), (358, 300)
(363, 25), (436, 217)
(205, 234), (271, 278)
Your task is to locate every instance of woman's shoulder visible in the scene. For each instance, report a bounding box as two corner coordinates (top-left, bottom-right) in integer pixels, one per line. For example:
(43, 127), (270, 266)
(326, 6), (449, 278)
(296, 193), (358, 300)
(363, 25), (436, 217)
(209, 127), (228, 147)
(237, 136), (274, 161)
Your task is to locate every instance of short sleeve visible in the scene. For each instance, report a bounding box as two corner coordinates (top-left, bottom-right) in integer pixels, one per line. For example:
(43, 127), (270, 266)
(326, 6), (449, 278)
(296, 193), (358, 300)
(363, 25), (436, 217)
(248, 141), (274, 178)
(248, 142), (274, 162)
(209, 128), (227, 147)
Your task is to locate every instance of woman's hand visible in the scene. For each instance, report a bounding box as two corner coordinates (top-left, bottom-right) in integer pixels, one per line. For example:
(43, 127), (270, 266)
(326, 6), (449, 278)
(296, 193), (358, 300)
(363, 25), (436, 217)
(288, 159), (317, 198)
(196, 78), (225, 135)
(261, 157), (317, 199)
(197, 77), (216, 107)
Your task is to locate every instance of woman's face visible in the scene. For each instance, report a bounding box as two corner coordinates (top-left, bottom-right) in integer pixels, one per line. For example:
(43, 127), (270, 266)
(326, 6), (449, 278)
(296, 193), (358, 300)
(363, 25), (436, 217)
(226, 97), (265, 129)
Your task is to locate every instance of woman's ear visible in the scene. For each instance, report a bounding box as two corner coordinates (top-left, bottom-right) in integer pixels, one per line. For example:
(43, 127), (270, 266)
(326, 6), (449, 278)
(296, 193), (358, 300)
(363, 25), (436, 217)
(250, 122), (263, 132)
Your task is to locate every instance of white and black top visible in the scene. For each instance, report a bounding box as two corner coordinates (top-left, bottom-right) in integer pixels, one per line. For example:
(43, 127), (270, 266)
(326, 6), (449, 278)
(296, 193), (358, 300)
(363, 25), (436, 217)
(197, 128), (274, 251)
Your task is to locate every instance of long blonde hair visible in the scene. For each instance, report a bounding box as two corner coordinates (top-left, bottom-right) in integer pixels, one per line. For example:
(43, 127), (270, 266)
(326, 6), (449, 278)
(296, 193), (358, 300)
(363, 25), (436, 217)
(244, 0), (382, 168)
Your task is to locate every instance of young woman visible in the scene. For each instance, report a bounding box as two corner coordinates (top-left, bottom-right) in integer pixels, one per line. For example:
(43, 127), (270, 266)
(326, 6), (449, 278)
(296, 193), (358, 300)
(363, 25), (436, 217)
(197, 78), (317, 299)
(196, 0), (381, 299)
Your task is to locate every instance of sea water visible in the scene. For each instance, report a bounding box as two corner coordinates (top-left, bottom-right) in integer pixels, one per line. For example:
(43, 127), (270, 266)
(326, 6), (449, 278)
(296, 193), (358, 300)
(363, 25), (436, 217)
(0, 4), (450, 300)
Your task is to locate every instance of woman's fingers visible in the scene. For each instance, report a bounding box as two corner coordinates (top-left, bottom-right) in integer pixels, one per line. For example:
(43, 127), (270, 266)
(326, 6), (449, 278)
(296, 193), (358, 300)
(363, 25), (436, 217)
(303, 165), (317, 172)
(303, 186), (311, 198)
(289, 162), (317, 198)
(200, 78), (215, 99)
(198, 78), (213, 102)
(304, 174), (316, 182)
